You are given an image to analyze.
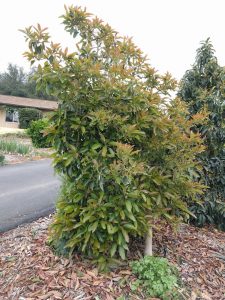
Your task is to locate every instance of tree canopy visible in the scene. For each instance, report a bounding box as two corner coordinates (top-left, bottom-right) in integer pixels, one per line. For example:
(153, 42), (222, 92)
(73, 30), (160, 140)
(21, 5), (205, 266)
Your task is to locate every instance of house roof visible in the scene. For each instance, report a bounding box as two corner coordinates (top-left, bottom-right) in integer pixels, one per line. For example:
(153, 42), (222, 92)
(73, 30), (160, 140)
(0, 94), (58, 111)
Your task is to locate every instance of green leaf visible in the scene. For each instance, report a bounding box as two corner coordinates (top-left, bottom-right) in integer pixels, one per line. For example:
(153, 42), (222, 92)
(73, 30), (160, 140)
(123, 223), (137, 230)
(107, 224), (118, 234)
(125, 201), (132, 213)
(101, 146), (107, 157)
(119, 246), (126, 260)
(110, 243), (117, 257)
(91, 143), (102, 150)
(88, 221), (99, 233)
(64, 205), (74, 213)
(121, 228), (129, 242)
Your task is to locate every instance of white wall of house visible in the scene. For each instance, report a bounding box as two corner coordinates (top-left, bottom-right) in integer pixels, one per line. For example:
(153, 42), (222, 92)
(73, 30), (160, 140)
(0, 107), (19, 128)
(0, 107), (52, 129)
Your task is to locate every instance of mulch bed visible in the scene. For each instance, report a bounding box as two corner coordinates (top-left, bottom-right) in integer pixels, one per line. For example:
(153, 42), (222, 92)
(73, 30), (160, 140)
(154, 223), (225, 300)
(0, 217), (224, 300)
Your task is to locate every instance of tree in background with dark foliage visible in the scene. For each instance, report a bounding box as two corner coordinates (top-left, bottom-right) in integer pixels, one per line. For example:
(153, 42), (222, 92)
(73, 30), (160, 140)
(179, 38), (225, 230)
(0, 63), (55, 100)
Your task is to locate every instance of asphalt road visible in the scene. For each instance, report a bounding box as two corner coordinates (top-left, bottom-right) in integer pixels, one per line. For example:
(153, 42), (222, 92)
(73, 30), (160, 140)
(0, 159), (60, 232)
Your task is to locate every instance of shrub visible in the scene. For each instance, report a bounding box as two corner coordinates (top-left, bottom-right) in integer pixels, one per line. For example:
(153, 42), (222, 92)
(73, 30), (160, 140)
(0, 153), (5, 165)
(22, 6), (204, 266)
(131, 256), (180, 299)
(19, 107), (42, 129)
(27, 118), (50, 148)
(0, 139), (31, 155)
(190, 200), (225, 231)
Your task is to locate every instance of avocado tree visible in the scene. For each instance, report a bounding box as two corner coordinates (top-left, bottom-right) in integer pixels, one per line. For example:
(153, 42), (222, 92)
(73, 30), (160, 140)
(21, 6), (204, 266)
(179, 39), (225, 230)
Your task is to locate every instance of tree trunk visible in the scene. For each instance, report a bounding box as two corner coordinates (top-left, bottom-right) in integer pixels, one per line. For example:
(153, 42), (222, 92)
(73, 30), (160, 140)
(144, 227), (153, 256)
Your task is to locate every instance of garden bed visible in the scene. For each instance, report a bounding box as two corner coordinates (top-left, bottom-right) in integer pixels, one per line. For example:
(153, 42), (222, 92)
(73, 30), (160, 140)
(0, 131), (52, 165)
(0, 217), (224, 300)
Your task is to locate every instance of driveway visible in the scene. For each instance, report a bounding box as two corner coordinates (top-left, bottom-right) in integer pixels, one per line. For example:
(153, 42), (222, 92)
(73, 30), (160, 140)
(0, 159), (60, 232)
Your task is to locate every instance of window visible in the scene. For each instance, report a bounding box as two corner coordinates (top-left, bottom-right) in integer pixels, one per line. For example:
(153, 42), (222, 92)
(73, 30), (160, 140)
(5, 109), (19, 123)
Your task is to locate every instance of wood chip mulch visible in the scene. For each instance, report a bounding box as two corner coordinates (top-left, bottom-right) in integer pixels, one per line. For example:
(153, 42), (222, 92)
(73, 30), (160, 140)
(0, 217), (224, 300)
(154, 223), (225, 300)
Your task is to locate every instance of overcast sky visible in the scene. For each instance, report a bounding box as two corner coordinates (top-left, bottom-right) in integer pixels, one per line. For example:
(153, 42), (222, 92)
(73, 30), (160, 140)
(1, 0), (225, 80)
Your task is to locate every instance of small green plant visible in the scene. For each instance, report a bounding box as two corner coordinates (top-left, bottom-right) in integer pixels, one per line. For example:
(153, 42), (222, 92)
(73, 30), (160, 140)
(19, 107), (42, 129)
(0, 140), (31, 155)
(27, 118), (50, 148)
(131, 256), (180, 300)
(0, 153), (5, 165)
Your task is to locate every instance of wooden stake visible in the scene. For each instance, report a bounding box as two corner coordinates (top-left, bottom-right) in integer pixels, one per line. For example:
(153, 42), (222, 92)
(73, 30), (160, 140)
(144, 227), (153, 256)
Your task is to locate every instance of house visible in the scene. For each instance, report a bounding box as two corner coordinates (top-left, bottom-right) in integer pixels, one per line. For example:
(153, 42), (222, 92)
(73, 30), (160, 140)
(0, 94), (58, 128)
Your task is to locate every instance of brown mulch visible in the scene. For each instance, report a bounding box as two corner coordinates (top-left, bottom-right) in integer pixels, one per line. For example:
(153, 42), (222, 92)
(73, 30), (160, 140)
(0, 217), (224, 300)
(153, 223), (225, 300)
(0, 217), (143, 300)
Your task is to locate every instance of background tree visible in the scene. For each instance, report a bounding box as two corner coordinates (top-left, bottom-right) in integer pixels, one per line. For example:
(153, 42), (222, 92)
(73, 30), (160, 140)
(0, 63), (27, 97)
(21, 6), (204, 267)
(179, 38), (225, 230)
(0, 63), (55, 100)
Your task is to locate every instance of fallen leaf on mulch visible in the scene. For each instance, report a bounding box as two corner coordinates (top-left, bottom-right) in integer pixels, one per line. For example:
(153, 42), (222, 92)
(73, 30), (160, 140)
(153, 222), (225, 300)
(0, 217), (144, 300)
(0, 216), (225, 300)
